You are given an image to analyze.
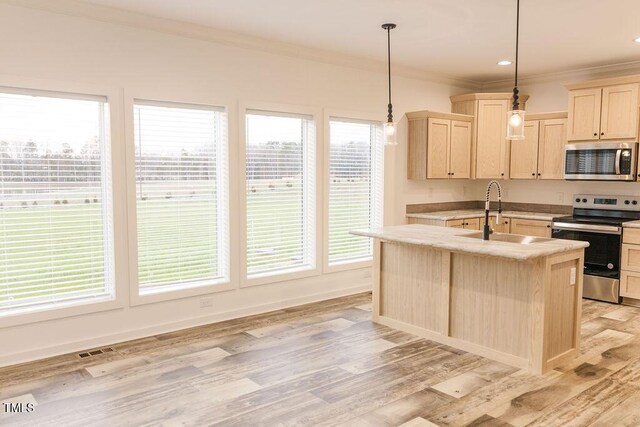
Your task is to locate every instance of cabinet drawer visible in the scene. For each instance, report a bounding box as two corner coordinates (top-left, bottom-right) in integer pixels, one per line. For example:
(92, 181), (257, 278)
(490, 216), (510, 233)
(509, 218), (552, 237)
(446, 219), (465, 229)
(621, 271), (640, 299)
(408, 217), (446, 227)
(623, 228), (640, 245)
(622, 244), (640, 272)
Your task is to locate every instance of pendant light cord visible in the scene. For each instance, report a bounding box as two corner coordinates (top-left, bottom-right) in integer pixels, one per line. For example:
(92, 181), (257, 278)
(512, 0), (520, 110)
(387, 26), (393, 123)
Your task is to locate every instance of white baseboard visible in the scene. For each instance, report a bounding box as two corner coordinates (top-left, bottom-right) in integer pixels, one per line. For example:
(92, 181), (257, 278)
(0, 283), (371, 368)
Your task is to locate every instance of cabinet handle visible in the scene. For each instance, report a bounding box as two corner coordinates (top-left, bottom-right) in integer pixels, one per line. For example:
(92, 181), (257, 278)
(501, 173), (505, 176)
(601, 132), (604, 136)
(593, 133), (597, 136)
(537, 173), (541, 176)
(451, 172), (454, 176)
(531, 173), (535, 176)
(546, 225), (551, 228)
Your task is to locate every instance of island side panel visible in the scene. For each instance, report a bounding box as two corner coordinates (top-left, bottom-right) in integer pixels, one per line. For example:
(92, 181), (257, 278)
(449, 253), (536, 360)
(540, 249), (584, 372)
(378, 241), (446, 334)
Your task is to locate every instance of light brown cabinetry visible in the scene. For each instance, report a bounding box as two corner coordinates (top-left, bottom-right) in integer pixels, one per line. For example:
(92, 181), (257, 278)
(446, 218), (480, 230)
(451, 93), (528, 180)
(509, 218), (552, 237)
(567, 77), (640, 142)
(407, 111), (473, 180)
(509, 112), (568, 180)
(621, 228), (640, 299)
(489, 216), (510, 233)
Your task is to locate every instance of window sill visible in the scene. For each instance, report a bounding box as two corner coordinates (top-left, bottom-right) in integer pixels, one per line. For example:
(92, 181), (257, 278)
(323, 257), (373, 274)
(0, 294), (122, 329)
(130, 278), (234, 306)
(242, 265), (320, 288)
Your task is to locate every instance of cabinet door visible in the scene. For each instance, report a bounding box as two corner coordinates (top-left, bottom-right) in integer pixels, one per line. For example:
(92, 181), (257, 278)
(476, 100), (508, 179)
(464, 218), (481, 230)
(621, 271), (640, 299)
(509, 218), (552, 237)
(600, 84), (639, 140)
(622, 243), (640, 273)
(407, 118), (427, 180)
(449, 120), (472, 179)
(489, 216), (510, 233)
(426, 118), (450, 179)
(509, 121), (539, 179)
(537, 118), (567, 180)
(567, 88), (602, 141)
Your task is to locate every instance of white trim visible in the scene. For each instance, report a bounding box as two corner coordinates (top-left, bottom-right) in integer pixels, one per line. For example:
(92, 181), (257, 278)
(0, 75), (127, 328)
(239, 101), (323, 288)
(0, 0), (480, 90)
(322, 108), (384, 274)
(0, 282), (371, 368)
(123, 89), (234, 306)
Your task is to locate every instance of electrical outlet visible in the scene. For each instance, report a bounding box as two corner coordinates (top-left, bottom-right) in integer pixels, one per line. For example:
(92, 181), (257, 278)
(569, 267), (576, 285)
(200, 298), (213, 308)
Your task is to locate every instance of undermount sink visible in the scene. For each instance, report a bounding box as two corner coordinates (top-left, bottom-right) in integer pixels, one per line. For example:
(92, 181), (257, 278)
(461, 232), (553, 244)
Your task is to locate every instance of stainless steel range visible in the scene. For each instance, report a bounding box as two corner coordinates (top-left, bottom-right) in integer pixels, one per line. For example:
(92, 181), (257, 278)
(552, 194), (640, 303)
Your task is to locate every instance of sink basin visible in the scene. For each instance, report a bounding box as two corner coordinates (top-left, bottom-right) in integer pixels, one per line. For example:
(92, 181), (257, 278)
(461, 232), (553, 244)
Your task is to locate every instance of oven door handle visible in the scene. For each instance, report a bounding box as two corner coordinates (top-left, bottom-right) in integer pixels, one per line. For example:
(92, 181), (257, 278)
(552, 222), (621, 235)
(615, 149), (622, 175)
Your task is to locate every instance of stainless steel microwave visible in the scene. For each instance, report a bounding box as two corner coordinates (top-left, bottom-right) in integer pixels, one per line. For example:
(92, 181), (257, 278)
(564, 142), (637, 181)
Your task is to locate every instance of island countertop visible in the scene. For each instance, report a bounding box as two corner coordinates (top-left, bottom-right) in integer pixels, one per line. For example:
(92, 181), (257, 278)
(352, 224), (588, 261)
(405, 210), (557, 222)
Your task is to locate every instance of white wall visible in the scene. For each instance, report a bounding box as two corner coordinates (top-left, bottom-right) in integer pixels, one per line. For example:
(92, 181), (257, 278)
(0, 3), (475, 365)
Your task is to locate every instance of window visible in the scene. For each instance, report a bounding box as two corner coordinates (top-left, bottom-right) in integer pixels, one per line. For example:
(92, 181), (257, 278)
(0, 89), (113, 314)
(328, 117), (383, 265)
(134, 101), (228, 294)
(245, 110), (315, 278)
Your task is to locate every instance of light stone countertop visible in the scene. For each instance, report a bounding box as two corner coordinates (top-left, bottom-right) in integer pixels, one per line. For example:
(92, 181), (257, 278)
(351, 224), (588, 261)
(623, 220), (640, 229)
(405, 210), (559, 221)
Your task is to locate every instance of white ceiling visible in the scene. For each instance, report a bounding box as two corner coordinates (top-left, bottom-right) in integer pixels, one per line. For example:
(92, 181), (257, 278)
(80, 0), (640, 83)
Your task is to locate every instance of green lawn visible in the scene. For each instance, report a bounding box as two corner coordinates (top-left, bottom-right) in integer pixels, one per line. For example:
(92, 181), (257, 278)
(0, 180), (373, 307)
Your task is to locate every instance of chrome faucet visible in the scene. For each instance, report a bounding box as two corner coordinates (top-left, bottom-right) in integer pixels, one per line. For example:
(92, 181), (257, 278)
(483, 180), (503, 240)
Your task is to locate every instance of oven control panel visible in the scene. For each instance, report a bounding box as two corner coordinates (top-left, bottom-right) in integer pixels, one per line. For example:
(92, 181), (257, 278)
(573, 194), (640, 210)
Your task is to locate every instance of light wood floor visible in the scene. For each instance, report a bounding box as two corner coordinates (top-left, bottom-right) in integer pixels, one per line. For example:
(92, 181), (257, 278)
(2, 293), (640, 426)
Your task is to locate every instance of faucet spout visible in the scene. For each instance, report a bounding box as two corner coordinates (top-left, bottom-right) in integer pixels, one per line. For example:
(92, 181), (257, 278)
(483, 180), (503, 240)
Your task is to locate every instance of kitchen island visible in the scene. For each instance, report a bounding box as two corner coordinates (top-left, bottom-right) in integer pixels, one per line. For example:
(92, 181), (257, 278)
(352, 224), (589, 374)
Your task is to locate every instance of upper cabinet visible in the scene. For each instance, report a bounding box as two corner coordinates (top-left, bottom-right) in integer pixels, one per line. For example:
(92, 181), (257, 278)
(509, 112), (568, 180)
(450, 93), (528, 179)
(567, 77), (640, 142)
(406, 111), (473, 180)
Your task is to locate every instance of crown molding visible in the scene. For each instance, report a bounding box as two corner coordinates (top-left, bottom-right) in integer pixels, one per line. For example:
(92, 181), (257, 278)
(1, 0), (483, 91)
(481, 60), (640, 91)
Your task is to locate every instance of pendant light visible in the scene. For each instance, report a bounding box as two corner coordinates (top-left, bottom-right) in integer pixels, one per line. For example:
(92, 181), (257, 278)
(506, 0), (525, 140)
(382, 23), (397, 146)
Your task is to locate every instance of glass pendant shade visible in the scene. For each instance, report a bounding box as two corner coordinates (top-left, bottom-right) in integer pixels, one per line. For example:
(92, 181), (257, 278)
(384, 121), (397, 146)
(506, 109), (525, 140)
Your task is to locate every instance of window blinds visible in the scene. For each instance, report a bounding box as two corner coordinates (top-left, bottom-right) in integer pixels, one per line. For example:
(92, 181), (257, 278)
(245, 110), (315, 277)
(328, 117), (383, 264)
(0, 90), (113, 313)
(134, 101), (228, 293)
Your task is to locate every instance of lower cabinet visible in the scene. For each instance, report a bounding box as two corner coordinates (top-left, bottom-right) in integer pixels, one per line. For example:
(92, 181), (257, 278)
(489, 216), (510, 233)
(621, 229), (640, 299)
(621, 271), (640, 299)
(509, 218), (553, 237)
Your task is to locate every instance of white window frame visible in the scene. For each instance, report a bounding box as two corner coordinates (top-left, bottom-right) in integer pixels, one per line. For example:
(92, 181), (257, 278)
(124, 91), (233, 306)
(0, 76), (126, 328)
(323, 109), (384, 274)
(239, 102), (322, 288)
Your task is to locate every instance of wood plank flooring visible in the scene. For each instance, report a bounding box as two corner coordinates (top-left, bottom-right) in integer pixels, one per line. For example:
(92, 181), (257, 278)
(1, 293), (640, 426)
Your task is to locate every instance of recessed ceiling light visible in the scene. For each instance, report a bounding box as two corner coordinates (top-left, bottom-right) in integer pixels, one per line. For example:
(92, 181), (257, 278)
(497, 60), (512, 66)
(635, 36), (640, 43)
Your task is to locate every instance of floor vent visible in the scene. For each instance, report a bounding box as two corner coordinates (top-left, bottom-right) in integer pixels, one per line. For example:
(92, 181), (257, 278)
(78, 347), (115, 358)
